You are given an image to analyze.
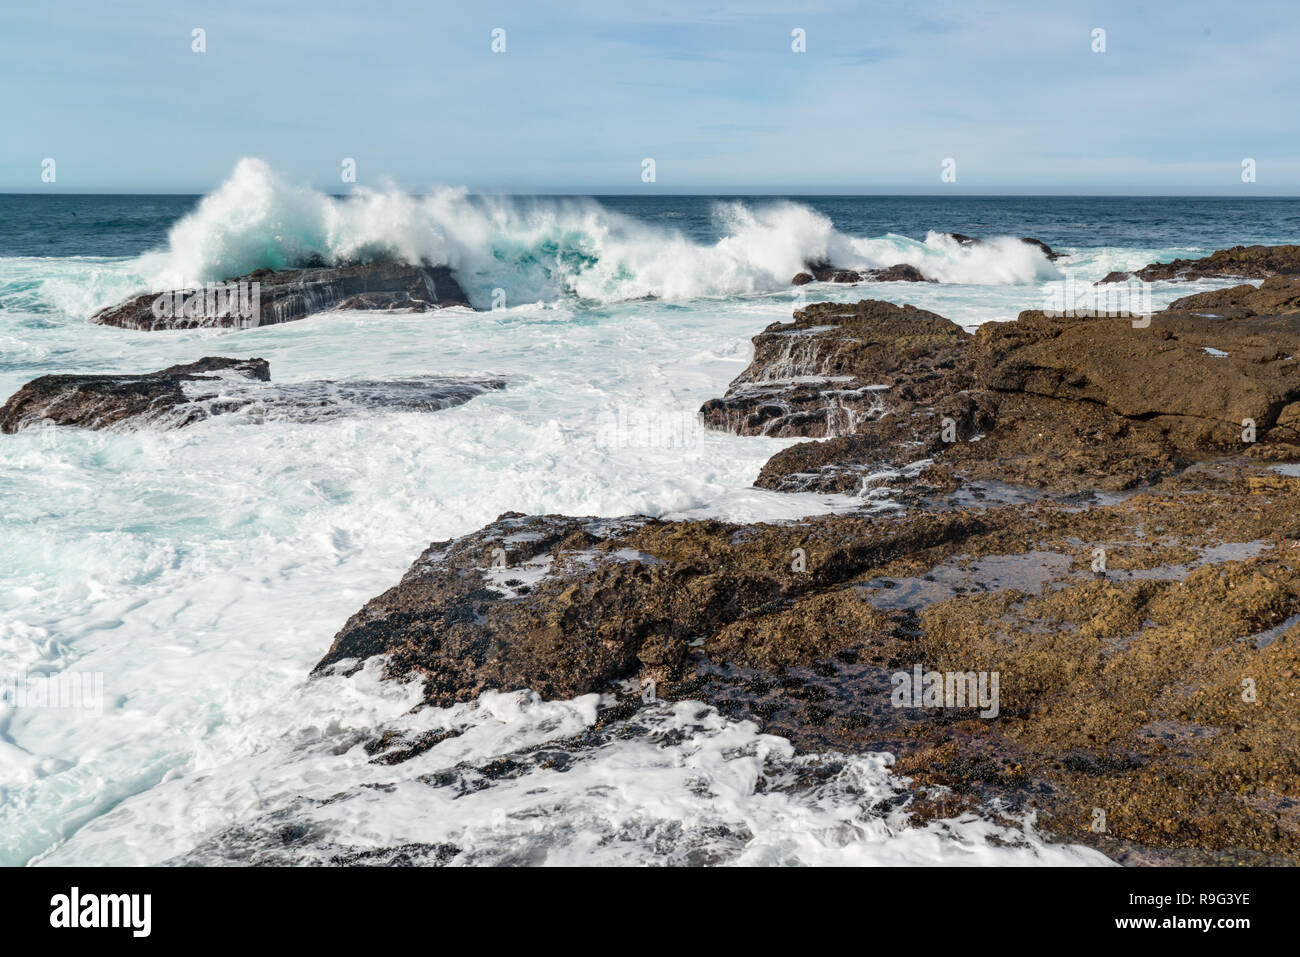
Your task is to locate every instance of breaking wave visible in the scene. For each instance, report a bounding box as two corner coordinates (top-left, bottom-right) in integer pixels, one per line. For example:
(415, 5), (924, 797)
(135, 159), (1062, 306)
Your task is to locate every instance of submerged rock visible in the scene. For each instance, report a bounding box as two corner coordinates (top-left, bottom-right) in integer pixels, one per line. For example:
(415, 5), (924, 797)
(0, 357), (505, 432)
(90, 261), (471, 331)
(1096, 244), (1300, 283)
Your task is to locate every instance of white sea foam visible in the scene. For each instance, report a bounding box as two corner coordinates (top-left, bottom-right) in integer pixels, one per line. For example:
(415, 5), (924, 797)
(130, 159), (1065, 305)
(27, 660), (1108, 867)
(0, 179), (1254, 867)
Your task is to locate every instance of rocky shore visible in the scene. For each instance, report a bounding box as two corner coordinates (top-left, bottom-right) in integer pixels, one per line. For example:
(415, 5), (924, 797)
(1098, 243), (1300, 284)
(90, 261), (471, 331)
(0, 357), (504, 431)
(317, 267), (1300, 865)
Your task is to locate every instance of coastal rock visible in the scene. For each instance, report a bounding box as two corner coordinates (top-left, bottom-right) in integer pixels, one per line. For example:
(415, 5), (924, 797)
(705, 292), (1300, 494)
(308, 261), (1300, 864)
(866, 263), (930, 282)
(314, 508), (989, 701)
(793, 263), (932, 284)
(1167, 274), (1300, 317)
(320, 466), (1300, 864)
(697, 300), (973, 440)
(789, 237), (1060, 288)
(1096, 244), (1300, 283)
(90, 262), (471, 331)
(0, 357), (268, 432)
(0, 357), (505, 432)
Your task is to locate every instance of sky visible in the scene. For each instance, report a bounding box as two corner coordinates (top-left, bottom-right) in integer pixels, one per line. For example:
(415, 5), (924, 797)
(3, 0), (1298, 194)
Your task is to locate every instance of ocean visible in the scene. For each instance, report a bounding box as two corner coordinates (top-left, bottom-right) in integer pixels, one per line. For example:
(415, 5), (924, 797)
(2, 160), (1297, 865)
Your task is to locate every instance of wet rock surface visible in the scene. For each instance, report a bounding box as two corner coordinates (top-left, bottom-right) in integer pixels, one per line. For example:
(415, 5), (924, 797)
(1097, 244), (1300, 283)
(319, 467), (1300, 864)
(714, 281), (1300, 495)
(90, 261), (470, 331)
(793, 263), (933, 284)
(0, 357), (505, 432)
(0, 357), (268, 432)
(697, 300), (973, 442)
(319, 259), (1300, 865)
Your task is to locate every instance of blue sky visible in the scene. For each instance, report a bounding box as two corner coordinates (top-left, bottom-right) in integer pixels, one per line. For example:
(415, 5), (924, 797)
(3, 0), (1298, 194)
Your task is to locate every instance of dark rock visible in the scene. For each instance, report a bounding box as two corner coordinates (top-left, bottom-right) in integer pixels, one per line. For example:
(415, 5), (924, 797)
(941, 233), (1062, 261)
(698, 299), (973, 441)
(1097, 244), (1300, 283)
(0, 357), (268, 432)
(704, 288), (1300, 494)
(1167, 275), (1300, 317)
(793, 263), (932, 285)
(0, 358), (505, 432)
(799, 262), (837, 282)
(313, 509), (988, 702)
(1020, 237), (1062, 261)
(90, 262), (471, 331)
(865, 263), (930, 282)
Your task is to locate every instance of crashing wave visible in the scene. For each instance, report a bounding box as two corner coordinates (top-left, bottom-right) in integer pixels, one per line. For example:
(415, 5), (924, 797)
(133, 159), (1063, 307)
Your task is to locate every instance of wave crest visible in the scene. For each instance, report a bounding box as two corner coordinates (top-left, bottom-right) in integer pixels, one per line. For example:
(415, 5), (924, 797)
(138, 158), (1062, 305)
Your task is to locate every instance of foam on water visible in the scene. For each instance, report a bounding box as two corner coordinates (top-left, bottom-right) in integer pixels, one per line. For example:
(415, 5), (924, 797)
(29, 663), (1107, 867)
(0, 171), (1256, 866)
(122, 159), (1072, 307)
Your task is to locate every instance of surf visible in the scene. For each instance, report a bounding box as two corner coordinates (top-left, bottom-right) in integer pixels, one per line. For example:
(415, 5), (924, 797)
(131, 159), (1065, 307)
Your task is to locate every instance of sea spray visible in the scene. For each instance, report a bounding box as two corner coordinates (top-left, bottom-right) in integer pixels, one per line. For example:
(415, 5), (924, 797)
(133, 159), (1064, 307)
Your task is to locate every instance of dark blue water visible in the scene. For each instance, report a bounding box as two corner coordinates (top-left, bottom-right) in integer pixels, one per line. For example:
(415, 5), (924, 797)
(3, 194), (1299, 259)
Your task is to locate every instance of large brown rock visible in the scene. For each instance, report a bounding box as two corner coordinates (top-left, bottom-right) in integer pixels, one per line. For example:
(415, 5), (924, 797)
(1097, 244), (1300, 283)
(1167, 275), (1300, 317)
(705, 284), (1300, 494)
(698, 300), (973, 440)
(318, 469), (1300, 864)
(974, 309), (1300, 448)
(313, 509), (990, 702)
